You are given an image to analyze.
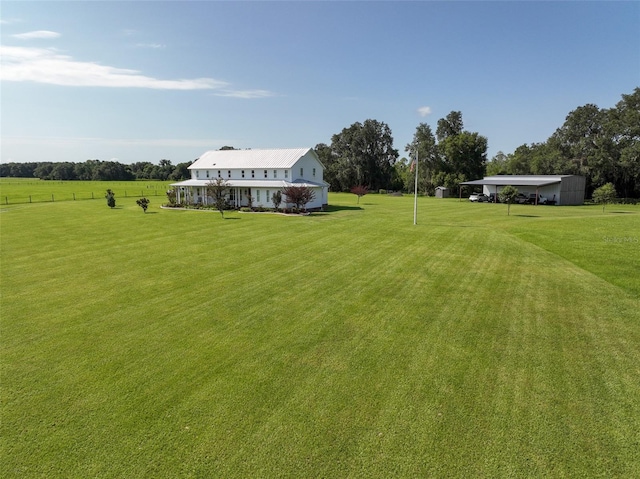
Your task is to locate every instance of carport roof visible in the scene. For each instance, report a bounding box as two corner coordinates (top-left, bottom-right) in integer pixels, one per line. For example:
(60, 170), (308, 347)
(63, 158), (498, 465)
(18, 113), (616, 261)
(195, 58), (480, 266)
(461, 175), (565, 187)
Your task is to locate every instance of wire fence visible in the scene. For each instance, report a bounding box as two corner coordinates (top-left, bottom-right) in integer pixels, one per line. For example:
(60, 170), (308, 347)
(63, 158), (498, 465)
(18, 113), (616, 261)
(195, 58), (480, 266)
(2, 189), (167, 205)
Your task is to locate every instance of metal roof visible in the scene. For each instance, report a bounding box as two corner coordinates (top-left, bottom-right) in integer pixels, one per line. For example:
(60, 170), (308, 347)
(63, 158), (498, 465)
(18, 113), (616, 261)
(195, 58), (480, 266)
(188, 148), (314, 170)
(170, 178), (328, 188)
(462, 179), (561, 187)
(461, 175), (568, 187)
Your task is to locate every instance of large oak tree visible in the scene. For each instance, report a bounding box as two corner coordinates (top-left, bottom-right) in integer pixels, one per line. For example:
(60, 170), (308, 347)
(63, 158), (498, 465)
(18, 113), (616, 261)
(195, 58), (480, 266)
(324, 119), (398, 192)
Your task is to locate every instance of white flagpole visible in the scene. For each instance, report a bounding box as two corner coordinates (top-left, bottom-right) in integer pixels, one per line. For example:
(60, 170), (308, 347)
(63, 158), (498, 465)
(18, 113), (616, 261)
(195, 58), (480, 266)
(413, 149), (418, 225)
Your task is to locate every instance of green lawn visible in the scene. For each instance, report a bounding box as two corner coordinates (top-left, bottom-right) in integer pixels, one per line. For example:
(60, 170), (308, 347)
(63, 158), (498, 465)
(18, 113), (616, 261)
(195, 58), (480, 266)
(1, 189), (639, 477)
(0, 178), (172, 204)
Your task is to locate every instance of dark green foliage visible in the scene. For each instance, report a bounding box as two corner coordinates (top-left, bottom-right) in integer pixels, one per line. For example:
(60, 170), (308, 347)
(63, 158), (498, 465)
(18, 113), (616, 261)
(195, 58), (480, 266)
(1, 159), (191, 181)
(105, 189), (116, 208)
(321, 119), (399, 192)
(136, 197), (150, 213)
(406, 113), (487, 195)
(436, 111), (464, 141)
(405, 123), (440, 194)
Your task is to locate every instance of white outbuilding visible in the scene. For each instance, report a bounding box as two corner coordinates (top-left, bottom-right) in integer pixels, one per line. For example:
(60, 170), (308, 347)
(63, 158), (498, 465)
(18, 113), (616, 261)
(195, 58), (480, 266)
(170, 148), (329, 210)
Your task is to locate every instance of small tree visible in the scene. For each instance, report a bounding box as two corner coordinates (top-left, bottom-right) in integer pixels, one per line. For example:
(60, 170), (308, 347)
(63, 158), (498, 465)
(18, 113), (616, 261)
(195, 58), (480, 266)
(105, 189), (116, 209)
(592, 182), (616, 213)
(283, 186), (316, 213)
(206, 177), (230, 218)
(272, 190), (282, 211)
(136, 197), (150, 213)
(350, 185), (369, 204)
(498, 185), (518, 216)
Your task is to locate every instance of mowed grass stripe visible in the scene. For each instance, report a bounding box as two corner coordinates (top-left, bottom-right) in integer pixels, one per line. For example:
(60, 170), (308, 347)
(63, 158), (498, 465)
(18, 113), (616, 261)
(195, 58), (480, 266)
(1, 191), (639, 477)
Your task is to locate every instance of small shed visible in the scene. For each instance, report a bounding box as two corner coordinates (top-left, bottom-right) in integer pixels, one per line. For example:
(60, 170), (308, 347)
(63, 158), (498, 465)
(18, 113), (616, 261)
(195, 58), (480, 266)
(435, 186), (450, 198)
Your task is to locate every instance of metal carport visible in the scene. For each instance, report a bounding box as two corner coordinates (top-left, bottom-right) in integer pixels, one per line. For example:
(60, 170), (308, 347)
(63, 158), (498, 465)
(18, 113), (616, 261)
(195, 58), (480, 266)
(460, 178), (562, 205)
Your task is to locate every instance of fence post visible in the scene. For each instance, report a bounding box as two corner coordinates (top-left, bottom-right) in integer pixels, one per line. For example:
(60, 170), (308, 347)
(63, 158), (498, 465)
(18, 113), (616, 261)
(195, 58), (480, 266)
(52, 194), (54, 202)
(92, 192), (94, 199)
(30, 195), (32, 203)
(73, 193), (76, 201)
(5, 197), (7, 205)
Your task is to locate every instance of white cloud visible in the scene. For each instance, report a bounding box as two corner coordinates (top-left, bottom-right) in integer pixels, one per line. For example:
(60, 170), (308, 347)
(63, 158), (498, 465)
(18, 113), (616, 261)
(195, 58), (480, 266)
(214, 89), (276, 99)
(136, 43), (165, 49)
(12, 30), (61, 40)
(0, 45), (276, 96)
(0, 45), (229, 90)
(418, 106), (432, 117)
(1, 18), (22, 25)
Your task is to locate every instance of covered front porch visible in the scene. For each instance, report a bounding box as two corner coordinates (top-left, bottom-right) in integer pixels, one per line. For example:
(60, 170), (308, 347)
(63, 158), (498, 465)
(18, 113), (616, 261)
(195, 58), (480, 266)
(173, 184), (254, 208)
(170, 179), (329, 210)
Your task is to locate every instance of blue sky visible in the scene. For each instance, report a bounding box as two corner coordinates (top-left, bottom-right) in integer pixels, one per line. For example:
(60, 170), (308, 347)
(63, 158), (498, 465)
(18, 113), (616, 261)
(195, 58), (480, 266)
(1, 1), (638, 165)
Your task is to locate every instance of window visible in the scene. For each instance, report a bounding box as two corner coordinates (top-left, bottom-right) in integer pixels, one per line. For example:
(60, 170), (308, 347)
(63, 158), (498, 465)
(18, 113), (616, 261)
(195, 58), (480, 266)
(218, 170), (221, 178)
(266, 190), (270, 201)
(313, 168), (316, 177)
(257, 190), (260, 202)
(242, 170), (245, 178)
(196, 170), (200, 178)
(251, 170), (255, 178)
(206, 170), (210, 178)
(229, 189), (235, 201)
(300, 167), (303, 177)
(228, 170), (231, 178)
(284, 170), (288, 179)
(264, 170), (268, 178)
(273, 170), (277, 178)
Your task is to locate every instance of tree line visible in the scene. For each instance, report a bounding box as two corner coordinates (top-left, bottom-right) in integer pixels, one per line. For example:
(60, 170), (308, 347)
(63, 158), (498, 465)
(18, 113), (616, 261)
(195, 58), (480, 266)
(2, 88), (637, 197)
(487, 88), (639, 198)
(315, 111), (488, 195)
(316, 88), (638, 198)
(0, 158), (191, 181)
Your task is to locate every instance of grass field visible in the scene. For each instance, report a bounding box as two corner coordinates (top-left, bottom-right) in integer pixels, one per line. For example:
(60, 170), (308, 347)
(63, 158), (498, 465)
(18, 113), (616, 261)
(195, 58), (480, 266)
(1, 185), (639, 478)
(0, 178), (172, 204)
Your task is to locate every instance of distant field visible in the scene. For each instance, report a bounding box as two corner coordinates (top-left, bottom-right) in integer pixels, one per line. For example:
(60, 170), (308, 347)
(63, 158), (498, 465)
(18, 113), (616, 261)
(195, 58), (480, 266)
(0, 178), (172, 204)
(1, 191), (639, 477)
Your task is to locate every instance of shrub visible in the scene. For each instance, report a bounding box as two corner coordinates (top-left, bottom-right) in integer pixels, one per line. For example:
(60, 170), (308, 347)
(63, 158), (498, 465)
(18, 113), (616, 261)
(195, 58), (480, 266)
(105, 189), (116, 209)
(136, 197), (150, 213)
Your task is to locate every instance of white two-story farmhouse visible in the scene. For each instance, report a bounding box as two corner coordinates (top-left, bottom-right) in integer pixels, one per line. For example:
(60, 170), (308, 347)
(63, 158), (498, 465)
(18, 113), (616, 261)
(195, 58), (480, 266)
(170, 148), (329, 210)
